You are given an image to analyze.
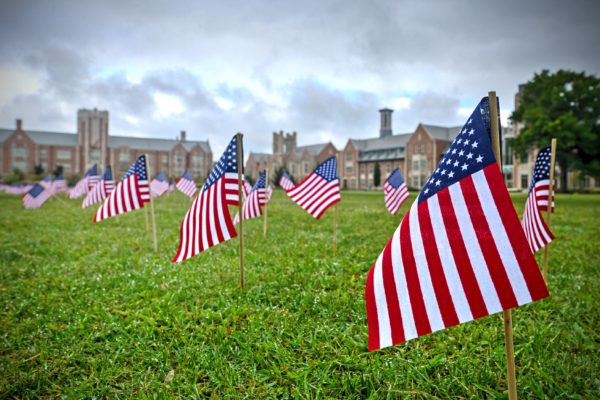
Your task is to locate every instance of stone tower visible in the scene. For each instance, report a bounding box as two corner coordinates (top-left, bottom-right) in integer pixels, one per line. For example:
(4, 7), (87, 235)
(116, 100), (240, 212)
(379, 108), (393, 138)
(78, 108), (109, 173)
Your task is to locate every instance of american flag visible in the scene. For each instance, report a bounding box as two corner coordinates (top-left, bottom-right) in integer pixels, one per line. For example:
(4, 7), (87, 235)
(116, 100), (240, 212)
(279, 171), (294, 191)
(1, 184), (32, 195)
(150, 172), (169, 197)
(287, 157), (340, 219)
(69, 164), (99, 199)
(384, 168), (409, 215)
(266, 184), (273, 201)
(22, 183), (51, 209)
(522, 146), (555, 253)
(50, 174), (67, 194)
(173, 135), (242, 263)
(167, 178), (175, 194)
(234, 170), (266, 224)
(40, 175), (53, 190)
(94, 155), (150, 222)
(242, 177), (253, 200)
(176, 170), (197, 198)
(83, 166), (114, 209)
(365, 97), (549, 351)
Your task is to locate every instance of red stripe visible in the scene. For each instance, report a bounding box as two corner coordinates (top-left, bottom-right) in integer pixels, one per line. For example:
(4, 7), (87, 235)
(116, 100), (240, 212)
(206, 185), (216, 249)
(437, 189), (488, 319)
(460, 175), (518, 310)
(418, 201), (459, 327)
(313, 194), (340, 219)
(365, 266), (380, 351)
(484, 166), (549, 301)
(400, 209), (431, 336)
(213, 183), (226, 244)
(380, 237), (405, 344)
(221, 180), (236, 241)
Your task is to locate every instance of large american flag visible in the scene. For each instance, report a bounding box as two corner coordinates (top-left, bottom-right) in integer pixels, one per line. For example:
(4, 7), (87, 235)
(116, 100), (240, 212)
(176, 170), (197, 198)
(150, 172), (169, 198)
(365, 97), (549, 351)
(69, 164), (99, 199)
(22, 183), (51, 209)
(83, 166), (114, 209)
(287, 157), (340, 219)
(522, 146), (555, 253)
(384, 168), (409, 215)
(235, 170), (266, 224)
(172, 135), (241, 263)
(94, 155), (150, 222)
(279, 171), (295, 191)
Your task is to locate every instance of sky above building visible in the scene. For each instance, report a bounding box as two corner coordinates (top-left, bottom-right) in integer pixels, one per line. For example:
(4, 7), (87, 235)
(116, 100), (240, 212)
(0, 0), (598, 157)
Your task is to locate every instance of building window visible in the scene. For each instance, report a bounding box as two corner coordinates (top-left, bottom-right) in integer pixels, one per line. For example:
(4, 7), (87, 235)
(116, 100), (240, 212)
(415, 144), (424, 154)
(57, 150), (72, 160)
(291, 164), (296, 175)
(175, 156), (184, 164)
(119, 152), (129, 162)
(520, 151), (529, 164)
(11, 160), (27, 171)
(161, 154), (168, 164)
(192, 155), (204, 165)
(303, 162), (308, 174)
(39, 148), (48, 158)
(89, 149), (101, 161)
(345, 152), (353, 161)
(345, 165), (353, 174)
(11, 146), (28, 157)
(521, 174), (529, 189)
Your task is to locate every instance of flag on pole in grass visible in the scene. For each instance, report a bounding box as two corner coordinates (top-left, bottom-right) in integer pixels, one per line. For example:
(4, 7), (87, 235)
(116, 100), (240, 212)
(50, 173), (67, 194)
(69, 164), (99, 199)
(365, 97), (549, 351)
(522, 146), (555, 253)
(173, 135), (242, 263)
(279, 171), (294, 191)
(167, 178), (175, 194)
(94, 155), (150, 222)
(22, 183), (51, 209)
(150, 172), (169, 197)
(287, 157), (340, 219)
(176, 170), (197, 198)
(384, 168), (409, 215)
(234, 170), (266, 224)
(83, 166), (114, 208)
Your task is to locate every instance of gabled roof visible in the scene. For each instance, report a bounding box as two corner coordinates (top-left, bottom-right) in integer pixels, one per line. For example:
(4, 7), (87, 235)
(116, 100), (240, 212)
(0, 128), (78, 146)
(296, 142), (331, 156)
(0, 129), (12, 144)
(109, 136), (210, 153)
(350, 133), (412, 162)
(247, 152), (271, 162)
(421, 124), (462, 141)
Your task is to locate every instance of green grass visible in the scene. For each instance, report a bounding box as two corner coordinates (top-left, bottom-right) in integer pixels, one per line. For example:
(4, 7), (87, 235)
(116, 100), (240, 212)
(0, 191), (598, 399)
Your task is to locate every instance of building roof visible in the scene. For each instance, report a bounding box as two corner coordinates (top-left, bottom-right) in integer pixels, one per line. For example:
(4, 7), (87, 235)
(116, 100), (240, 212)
(247, 152), (271, 162)
(421, 124), (462, 141)
(350, 133), (412, 162)
(0, 128), (78, 146)
(296, 142), (330, 156)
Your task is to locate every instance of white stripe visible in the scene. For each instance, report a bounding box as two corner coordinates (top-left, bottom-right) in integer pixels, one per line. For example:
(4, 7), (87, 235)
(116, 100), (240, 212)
(201, 187), (210, 250)
(129, 178), (140, 210)
(472, 171), (532, 305)
(192, 192), (201, 255)
(216, 179), (231, 241)
(207, 184), (218, 245)
(408, 202), (445, 332)
(373, 251), (392, 349)
(448, 182), (502, 314)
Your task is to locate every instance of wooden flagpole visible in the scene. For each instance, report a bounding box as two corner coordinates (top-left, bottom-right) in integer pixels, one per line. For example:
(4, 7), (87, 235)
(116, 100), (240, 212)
(489, 91), (517, 400)
(236, 133), (245, 289)
(144, 205), (149, 232)
(263, 168), (269, 239)
(333, 154), (338, 253)
(542, 138), (557, 281)
(145, 154), (158, 252)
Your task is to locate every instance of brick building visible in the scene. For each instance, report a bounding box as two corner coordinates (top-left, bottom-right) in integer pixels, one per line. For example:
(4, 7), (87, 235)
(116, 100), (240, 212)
(0, 109), (213, 180)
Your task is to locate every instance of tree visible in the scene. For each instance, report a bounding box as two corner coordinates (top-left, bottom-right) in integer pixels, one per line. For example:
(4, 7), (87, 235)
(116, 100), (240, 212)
(373, 162), (381, 188)
(53, 165), (64, 177)
(34, 164), (45, 175)
(511, 69), (600, 190)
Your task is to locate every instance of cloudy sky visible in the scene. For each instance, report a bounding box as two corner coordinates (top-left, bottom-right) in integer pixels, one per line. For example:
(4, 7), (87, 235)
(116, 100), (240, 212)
(0, 0), (598, 156)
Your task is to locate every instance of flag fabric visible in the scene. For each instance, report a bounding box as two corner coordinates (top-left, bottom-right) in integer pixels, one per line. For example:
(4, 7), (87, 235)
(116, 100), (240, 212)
(384, 168), (409, 215)
(167, 178), (175, 194)
(266, 184), (273, 201)
(150, 172), (169, 197)
(279, 171), (295, 191)
(40, 176), (53, 190)
(69, 164), (99, 199)
(50, 174), (67, 194)
(173, 135), (242, 263)
(1, 184), (32, 195)
(234, 171), (266, 224)
(94, 156), (150, 222)
(22, 183), (51, 209)
(522, 146), (555, 253)
(365, 97), (549, 351)
(83, 166), (114, 208)
(242, 177), (253, 200)
(287, 157), (340, 219)
(176, 170), (197, 198)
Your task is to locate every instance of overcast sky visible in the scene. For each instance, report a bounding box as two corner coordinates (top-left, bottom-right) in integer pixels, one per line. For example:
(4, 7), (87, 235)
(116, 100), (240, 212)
(0, 0), (598, 157)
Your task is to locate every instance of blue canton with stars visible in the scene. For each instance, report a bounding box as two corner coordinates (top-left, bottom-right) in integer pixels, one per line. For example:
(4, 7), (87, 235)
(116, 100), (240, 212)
(85, 164), (98, 177)
(418, 97), (499, 204)
(387, 168), (405, 188)
(182, 170), (193, 181)
(314, 156), (338, 182)
(103, 165), (113, 181)
(28, 183), (45, 198)
(154, 172), (166, 182)
(122, 155), (148, 181)
(528, 146), (552, 194)
(252, 171), (266, 191)
(203, 135), (242, 192)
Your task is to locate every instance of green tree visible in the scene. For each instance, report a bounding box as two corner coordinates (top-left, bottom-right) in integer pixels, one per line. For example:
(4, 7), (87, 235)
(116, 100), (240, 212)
(511, 69), (600, 190)
(53, 165), (64, 177)
(34, 164), (45, 175)
(373, 162), (381, 188)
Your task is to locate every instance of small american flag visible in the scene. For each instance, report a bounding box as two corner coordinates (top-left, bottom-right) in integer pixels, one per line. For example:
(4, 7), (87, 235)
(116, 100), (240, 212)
(384, 168), (409, 215)
(69, 164), (99, 199)
(150, 172), (169, 198)
(365, 97), (549, 351)
(266, 184), (273, 201)
(234, 170), (266, 224)
(40, 176), (53, 190)
(50, 174), (67, 194)
(94, 156), (150, 222)
(279, 171), (294, 191)
(167, 178), (175, 194)
(176, 170), (197, 198)
(242, 177), (253, 200)
(522, 146), (555, 253)
(173, 135), (242, 263)
(83, 166), (114, 209)
(288, 157), (340, 219)
(22, 183), (51, 209)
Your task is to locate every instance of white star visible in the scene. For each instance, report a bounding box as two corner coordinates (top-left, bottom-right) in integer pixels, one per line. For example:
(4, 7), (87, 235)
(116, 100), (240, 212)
(471, 141), (478, 148)
(468, 118), (473, 124)
(453, 160), (459, 167)
(476, 155), (483, 163)
(446, 159), (452, 165)
(466, 152), (473, 159)
(457, 139), (462, 144)
(459, 150), (465, 157)
(436, 179), (441, 186)
(462, 163), (468, 170)
(441, 169), (446, 175)
(464, 139), (470, 146)
(452, 149), (457, 155)
(468, 129), (475, 135)
(424, 188), (429, 194)
(448, 171), (455, 178)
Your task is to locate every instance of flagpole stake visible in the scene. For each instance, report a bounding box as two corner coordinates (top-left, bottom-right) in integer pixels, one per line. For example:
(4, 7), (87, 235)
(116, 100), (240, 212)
(263, 168), (269, 239)
(489, 90), (518, 400)
(144, 206), (149, 232)
(236, 133), (245, 289)
(542, 138), (557, 281)
(145, 154), (158, 252)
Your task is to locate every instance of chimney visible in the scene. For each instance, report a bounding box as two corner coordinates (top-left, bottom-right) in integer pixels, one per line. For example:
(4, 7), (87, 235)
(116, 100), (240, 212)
(379, 108), (393, 138)
(180, 131), (187, 142)
(16, 119), (22, 131)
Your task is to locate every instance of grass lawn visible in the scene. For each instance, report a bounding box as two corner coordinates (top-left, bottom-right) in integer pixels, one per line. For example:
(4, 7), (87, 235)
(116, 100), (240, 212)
(0, 190), (598, 398)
